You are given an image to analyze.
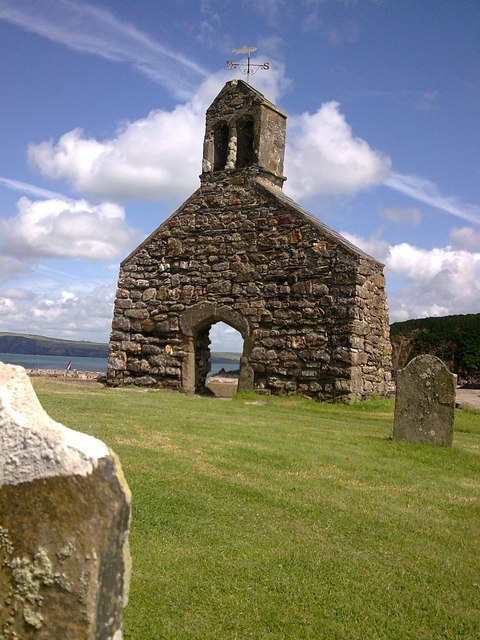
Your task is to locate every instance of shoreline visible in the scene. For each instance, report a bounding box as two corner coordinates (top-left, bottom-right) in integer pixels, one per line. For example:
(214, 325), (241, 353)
(21, 368), (480, 409)
(26, 368), (104, 382)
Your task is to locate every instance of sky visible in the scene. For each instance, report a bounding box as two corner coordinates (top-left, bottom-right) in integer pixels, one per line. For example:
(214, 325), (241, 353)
(0, 0), (479, 352)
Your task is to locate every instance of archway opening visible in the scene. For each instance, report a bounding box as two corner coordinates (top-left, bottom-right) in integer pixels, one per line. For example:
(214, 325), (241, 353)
(214, 123), (229, 171)
(180, 303), (255, 396)
(236, 116), (255, 168)
(195, 321), (242, 396)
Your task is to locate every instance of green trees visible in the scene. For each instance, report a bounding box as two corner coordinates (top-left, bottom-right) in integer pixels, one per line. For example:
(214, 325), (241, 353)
(390, 314), (480, 377)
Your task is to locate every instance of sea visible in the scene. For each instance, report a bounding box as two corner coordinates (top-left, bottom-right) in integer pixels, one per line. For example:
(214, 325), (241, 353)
(0, 353), (239, 375)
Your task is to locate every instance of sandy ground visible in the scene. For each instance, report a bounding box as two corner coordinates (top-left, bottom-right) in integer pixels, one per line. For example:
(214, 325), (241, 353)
(455, 388), (480, 410)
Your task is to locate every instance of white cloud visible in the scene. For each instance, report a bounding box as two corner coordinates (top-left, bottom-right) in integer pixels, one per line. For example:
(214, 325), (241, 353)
(0, 284), (116, 343)
(0, 255), (34, 284)
(1, 196), (142, 261)
(25, 67), (392, 207)
(449, 226), (480, 250)
(416, 90), (440, 111)
(340, 231), (390, 263)
(385, 173), (480, 225)
(386, 243), (480, 321)
(379, 206), (422, 226)
(0, 296), (18, 318)
(28, 106), (204, 201)
(344, 232), (480, 322)
(284, 102), (391, 200)
(209, 322), (243, 353)
(0, 288), (35, 301)
(28, 65), (290, 202)
(325, 22), (359, 45)
(0, 0), (206, 99)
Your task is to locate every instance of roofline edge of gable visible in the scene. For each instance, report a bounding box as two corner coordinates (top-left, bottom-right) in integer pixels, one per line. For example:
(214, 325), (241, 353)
(253, 178), (385, 267)
(120, 187), (203, 268)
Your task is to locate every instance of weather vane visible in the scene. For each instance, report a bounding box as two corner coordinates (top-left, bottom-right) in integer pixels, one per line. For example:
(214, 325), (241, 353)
(226, 45), (269, 85)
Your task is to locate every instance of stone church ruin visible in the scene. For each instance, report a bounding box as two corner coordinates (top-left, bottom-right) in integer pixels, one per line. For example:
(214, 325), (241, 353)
(107, 79), (392, 401)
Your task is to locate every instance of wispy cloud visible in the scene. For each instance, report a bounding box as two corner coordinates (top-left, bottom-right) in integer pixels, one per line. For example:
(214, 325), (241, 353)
(0, 0), (207, 98)
(350, 88), (440, 112)
(385, 172), (480, 225)
(0, 176), (72, 201)
(379, 206), (422, 226)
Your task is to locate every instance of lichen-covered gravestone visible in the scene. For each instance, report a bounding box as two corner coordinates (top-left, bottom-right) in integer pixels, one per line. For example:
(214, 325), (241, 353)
(393, 354), (456, 446)
(0, 363), (131, 639)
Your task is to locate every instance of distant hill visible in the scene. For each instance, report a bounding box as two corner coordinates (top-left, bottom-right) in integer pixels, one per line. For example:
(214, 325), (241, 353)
(0, 332), (240, 363)
(390, 313), (480, 381)
(210, 351), (241, 363)
(0, 332), (109, 358)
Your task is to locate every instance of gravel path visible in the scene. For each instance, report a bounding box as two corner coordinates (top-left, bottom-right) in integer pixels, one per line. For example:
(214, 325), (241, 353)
(456, 388), (480, 410)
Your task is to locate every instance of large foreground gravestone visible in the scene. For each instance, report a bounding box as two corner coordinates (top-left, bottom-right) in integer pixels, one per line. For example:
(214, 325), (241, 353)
(0, 363), (131, 639)
(393, 354), (456, 446)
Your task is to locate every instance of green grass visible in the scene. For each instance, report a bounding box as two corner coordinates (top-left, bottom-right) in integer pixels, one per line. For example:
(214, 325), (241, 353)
(33, 380), (480, 639)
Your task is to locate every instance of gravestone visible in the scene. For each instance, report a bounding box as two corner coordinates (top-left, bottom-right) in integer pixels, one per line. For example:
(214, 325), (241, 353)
(0, 363), (131, 639)
(393, 354), (456, 446)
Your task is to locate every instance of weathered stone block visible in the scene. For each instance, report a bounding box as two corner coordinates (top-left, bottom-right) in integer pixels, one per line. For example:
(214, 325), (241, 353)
(141, 319), (155, 334)
(393, 355), (456, 446)
(142, 288), (157, 301)
(108, 351), (127, 371)
(206, 280), (232, 294)
(112, 317), (130, 331)
(0, 363), (131, 639)
(122, 340), (141, 354)
(133, 375), (156, 386)
(124, 308), (149, 320)
(114, 299), (134, 310)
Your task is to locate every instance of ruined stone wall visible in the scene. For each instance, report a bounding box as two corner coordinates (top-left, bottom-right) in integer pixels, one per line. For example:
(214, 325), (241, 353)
(107, 169), (392, 401)
(351, 260), (393, 397)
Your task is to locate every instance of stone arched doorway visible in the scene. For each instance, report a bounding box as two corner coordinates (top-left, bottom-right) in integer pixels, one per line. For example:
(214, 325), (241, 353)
(180, 302), (254, 396)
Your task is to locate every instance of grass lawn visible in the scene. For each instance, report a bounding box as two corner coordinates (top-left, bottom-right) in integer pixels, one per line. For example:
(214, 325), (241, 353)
(33, 379), (480, 639)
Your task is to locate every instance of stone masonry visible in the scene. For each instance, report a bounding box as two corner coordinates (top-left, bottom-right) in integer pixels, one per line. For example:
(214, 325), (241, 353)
(107, 80), (393, 402)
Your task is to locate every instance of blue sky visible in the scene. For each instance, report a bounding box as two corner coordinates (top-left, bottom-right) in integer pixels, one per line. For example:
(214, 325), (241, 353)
(0, 0), (479, 352)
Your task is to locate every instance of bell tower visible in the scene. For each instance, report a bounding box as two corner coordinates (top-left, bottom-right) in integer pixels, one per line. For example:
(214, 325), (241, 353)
(201, 79), (287, 188)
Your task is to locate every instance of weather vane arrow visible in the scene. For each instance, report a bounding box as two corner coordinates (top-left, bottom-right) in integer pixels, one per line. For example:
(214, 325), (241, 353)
(226, 45), (269, 84)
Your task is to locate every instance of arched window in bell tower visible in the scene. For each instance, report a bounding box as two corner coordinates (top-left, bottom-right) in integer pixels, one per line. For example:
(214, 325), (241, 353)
(213, 122), (229, 171)
(236, 116), (255, 168)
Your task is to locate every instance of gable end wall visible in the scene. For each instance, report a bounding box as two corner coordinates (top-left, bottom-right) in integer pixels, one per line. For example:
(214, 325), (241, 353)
(107, 172), (392, 401)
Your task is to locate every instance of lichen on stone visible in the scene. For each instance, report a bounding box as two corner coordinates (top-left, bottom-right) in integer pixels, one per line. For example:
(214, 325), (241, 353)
(57, 540), (75, 563)
(0, 527), (13, 562)
(22, 606), (43, 630)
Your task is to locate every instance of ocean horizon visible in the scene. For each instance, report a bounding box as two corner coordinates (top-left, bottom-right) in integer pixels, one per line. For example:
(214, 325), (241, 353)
(0, 353), (239, 375)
